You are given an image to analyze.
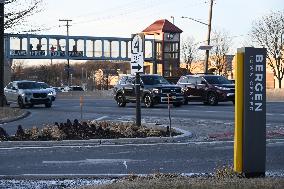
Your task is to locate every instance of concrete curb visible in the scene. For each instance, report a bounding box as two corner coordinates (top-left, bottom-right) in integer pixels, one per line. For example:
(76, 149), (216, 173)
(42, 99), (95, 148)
(0, 111), (30, 125)
(0, 124), (192, 146)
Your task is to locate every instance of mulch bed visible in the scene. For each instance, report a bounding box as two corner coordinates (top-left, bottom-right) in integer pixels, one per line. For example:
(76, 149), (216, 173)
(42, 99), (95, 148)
(0, 119), (181, 141)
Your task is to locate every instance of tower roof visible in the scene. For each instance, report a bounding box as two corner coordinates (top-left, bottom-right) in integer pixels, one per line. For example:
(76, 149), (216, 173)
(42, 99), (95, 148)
(142, 19), (183, 34)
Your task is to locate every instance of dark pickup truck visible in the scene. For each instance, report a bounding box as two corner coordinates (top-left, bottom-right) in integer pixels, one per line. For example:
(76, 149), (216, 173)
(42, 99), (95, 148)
(113, 74), (184, 108)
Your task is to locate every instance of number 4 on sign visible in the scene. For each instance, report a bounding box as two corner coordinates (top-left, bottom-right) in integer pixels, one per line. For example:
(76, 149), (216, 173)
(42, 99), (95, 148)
(134, 40), (139, 53)
(132, 35), (143, 54)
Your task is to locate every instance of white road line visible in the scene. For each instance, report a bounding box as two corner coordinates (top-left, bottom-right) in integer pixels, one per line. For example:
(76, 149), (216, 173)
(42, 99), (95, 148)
(266, 113), (274, 116)
(95, 116), (109, 121)
(205, 111), (218, 113)
(42, 159), (137, 164)
(0, 139), (283, 151)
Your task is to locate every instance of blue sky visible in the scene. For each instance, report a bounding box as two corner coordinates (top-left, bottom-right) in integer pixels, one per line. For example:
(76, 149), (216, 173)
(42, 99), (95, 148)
(10, 0), (284, 52)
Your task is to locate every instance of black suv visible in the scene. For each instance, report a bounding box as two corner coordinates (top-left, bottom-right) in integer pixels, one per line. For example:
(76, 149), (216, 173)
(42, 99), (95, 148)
(114, 74), (184, 108)
(177, 75), (235, 105)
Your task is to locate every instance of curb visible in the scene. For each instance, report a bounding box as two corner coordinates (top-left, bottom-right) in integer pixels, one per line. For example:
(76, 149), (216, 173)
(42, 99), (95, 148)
(0, 125), (192, 146)
(0, 111), (30, 125)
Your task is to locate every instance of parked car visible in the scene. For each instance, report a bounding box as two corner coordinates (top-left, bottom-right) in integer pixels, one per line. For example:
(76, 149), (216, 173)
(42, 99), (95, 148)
(177, 75), (235, 105)
(69, 86), (84, 91)
(113, 74), (184, 108)
(4, 80), (53, 108)
(63, 86), (84, 92)
(37, 82), (56, 101)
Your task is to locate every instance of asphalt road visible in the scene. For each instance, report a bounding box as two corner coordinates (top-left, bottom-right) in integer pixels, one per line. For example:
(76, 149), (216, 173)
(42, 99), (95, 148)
(0, 97), (283, 177)
(0, 140), (283, 177)
(1, 97), (284, 135)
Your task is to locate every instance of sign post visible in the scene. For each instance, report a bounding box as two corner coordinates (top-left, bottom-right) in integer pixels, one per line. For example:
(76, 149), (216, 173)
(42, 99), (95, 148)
(0, 0), (5, 107)
(234, 47), (266, 177)
(131, 34), (144, 126)
(80, 96), (83, 120)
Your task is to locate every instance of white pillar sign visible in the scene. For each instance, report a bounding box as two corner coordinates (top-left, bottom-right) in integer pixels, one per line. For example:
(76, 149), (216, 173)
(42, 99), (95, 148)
(131, 34), (144, 75)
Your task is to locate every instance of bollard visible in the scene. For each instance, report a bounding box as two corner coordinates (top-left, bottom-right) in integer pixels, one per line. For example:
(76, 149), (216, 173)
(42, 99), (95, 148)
(167, 93), (172, 137)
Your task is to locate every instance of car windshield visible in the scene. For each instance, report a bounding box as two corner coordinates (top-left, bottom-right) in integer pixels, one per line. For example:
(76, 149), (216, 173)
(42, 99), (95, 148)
(203, 76), (232, 85)
(17, 82), (40, 89)
(38, 83), (49, 89)
(141, 76), (169, 85)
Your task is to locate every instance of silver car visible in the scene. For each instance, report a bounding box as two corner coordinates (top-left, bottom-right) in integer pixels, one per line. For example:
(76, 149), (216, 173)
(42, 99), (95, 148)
(37, 82), (56, 101)
(4, 80), (53, 108)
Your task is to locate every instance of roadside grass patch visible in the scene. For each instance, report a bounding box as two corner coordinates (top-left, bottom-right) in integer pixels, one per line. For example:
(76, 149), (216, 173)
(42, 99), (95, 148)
(77, 170), (284, 189)
(0, 119), (181, 141)
(0, 107), (26, 121)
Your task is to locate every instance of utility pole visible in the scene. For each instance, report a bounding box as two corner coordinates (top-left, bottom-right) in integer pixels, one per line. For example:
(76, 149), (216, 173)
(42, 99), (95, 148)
(0, 0), (5, 107)
(59, 19), (72, 86)
(204, 0), (214, 74)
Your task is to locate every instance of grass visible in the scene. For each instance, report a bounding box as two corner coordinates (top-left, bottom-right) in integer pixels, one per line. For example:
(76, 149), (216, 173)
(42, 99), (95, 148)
(0, 107), (25, 121)
(77, 175), (284, 189)
(76, 167), (284, 189)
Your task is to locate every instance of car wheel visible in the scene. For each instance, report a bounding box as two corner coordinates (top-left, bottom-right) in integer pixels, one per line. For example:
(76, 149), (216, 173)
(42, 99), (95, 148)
(18, 97), (25, 109)
(183, 99), (188, 105)
(144, 94), (154, 108)
(232, 100), (235, 105)
(28, 104), (34, 108)
(208, 93), (218, 106)
(116, 93), (126, 107)
(173, 102), (182, 107)
(45, 102), (52, 108)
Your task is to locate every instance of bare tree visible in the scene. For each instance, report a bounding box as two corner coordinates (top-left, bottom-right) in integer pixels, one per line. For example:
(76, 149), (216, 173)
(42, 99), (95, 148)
(11, 60), (24, 80)
(210, 30), (232, 76)
(251, 11), (284, 88)
(4, 0), (43, 31)
(181, 37), (198, 73)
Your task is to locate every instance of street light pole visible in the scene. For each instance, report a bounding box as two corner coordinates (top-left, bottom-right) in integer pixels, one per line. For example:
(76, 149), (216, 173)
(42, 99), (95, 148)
(0, 0), (5, 107)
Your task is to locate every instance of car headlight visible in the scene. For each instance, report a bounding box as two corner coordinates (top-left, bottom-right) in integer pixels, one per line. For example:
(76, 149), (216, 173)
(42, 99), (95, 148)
(216, 86), (231, 91)
(152, 88), (160, 94)
(23, 92), (32, 96)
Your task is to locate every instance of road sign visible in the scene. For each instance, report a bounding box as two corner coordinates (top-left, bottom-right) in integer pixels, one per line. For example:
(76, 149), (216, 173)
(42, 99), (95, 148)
(234, 47), (266, 177)
(131, 34), (144, 75)
(198, 45), (213, 50)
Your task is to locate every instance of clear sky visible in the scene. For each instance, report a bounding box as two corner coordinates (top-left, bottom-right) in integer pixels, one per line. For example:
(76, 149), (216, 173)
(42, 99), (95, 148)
(8, 0), (284, 53)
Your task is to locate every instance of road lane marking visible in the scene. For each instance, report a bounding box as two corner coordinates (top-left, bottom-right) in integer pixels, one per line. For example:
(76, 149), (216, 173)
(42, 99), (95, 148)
(95, 116), (109, 121)
(42, 159), (139, 165)
(1, 139), (283, 151)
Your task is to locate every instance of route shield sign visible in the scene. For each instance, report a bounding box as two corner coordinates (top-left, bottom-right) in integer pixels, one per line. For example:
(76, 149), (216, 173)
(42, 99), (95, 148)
(131, 34), (144, 75)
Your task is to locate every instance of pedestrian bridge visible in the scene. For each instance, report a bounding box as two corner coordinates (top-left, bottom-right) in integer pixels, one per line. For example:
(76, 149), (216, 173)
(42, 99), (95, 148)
(4, 33), (155, 61)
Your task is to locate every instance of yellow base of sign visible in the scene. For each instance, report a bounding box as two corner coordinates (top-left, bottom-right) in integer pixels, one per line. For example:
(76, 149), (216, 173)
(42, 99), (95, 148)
(234, 52), (244, 173)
